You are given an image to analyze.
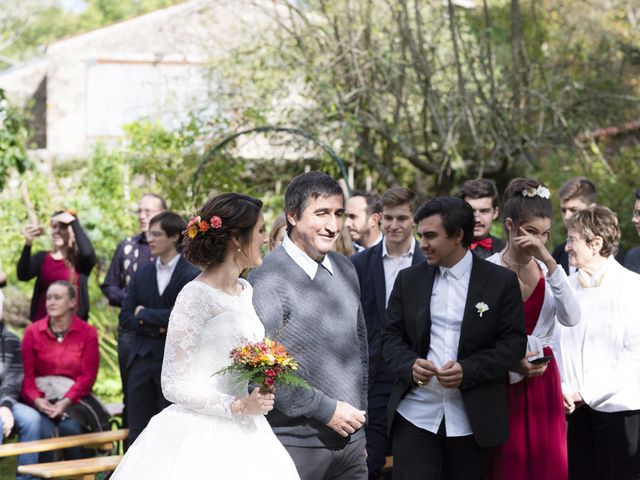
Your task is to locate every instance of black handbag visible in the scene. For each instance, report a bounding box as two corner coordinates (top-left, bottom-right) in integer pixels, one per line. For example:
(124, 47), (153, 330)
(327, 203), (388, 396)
(65, 394), (112, 433)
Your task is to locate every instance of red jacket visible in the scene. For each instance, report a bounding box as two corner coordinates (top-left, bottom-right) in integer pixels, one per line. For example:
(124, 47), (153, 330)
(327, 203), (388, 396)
(21, 315), (99, 405)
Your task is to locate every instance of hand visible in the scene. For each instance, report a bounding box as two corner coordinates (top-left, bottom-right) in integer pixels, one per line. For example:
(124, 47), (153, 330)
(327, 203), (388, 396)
(33, 397), (55, 416)
(412, 358), (438, 387)
(514, 227), (555, 269)
(436, 361), (463, 388)
(237, 387), (275, 416)
(134, 305), (145, 316)
(0, 406), (14, 437)
(572, 392), (584, 409)
(23, 224), (44, 245)
(563, 391), (575, 415)
(48, 398), (72, 419)
(512, 351), (549, 378)
(51, 211), (75, 225)
(327, 401), (366, 438)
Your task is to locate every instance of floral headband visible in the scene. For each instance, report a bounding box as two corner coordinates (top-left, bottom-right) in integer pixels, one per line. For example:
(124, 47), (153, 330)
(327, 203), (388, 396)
(521, 185), (550, 199)
(185, 215), (223, 239)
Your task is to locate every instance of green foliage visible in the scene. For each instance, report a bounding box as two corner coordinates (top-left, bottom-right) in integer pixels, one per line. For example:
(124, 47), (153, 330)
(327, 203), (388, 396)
(0, 90), (30, 191)
(528, 142), (640, 250)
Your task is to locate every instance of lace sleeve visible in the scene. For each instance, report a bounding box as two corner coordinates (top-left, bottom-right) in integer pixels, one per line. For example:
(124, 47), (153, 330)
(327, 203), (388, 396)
(161, 284), (236, 418)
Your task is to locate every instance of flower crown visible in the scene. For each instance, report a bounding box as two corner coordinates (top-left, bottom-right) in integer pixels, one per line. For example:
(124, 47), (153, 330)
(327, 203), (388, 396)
(185, 215), (223, 239)
(521, 185), (551, 199)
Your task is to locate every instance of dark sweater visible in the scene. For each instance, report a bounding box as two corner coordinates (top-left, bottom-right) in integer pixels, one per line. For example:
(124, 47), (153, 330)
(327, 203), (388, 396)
(0, 325), (23, 409)
(249, 247), (368, 449)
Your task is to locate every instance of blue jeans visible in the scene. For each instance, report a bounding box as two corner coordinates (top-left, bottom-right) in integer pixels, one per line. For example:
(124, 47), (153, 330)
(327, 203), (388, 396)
(39, 414), (84, 463)
(0, 402), (42, 480)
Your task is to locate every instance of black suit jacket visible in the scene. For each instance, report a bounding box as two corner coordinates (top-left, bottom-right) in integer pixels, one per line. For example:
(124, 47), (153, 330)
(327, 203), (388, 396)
(120, 256), (199, 368)
(351, 239), (425, 384)
(382, 253), (526, 448)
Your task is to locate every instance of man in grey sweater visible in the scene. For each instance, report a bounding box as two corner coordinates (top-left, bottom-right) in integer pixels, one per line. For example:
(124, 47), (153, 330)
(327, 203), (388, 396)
(250, 171), (369, 480)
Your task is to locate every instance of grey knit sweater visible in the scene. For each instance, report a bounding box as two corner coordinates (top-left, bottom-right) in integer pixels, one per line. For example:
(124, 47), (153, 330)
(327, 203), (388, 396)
(249, 247), (368, 448)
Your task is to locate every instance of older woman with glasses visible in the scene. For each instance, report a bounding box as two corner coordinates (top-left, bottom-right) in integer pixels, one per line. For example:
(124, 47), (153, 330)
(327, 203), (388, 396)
(557, 205), (640, 480)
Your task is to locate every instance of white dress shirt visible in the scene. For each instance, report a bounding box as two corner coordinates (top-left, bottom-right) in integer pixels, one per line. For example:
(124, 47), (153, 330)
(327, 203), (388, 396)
(556, 257), (640, 412)
(397, 250), (473, 437)
(382, 239), (415, 307)
(353, 232), (383, 253)
(156, 254), (180, 296)
(282, 234), (334, 280)
(486, 254), (580, 384)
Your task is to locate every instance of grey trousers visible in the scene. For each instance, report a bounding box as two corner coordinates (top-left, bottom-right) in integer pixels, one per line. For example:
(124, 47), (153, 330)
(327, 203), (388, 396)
(285, 436), (368, 480)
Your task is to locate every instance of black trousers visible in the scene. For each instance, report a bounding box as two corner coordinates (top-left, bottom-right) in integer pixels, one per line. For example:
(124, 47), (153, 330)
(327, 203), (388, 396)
(117, 329), (134, 428)
(392, 414), (489, 480)
(126, 353), (171, 448)
(366, 376), (393, 479)
(567, 405), (640, 480)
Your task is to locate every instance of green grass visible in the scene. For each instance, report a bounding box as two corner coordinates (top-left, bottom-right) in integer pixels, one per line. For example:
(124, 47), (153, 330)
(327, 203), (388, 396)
(0, 454), (17, 479)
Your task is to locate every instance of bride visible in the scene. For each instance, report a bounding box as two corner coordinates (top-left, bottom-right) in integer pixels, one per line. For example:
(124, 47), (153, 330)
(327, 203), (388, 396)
(111, 193), (300, 479)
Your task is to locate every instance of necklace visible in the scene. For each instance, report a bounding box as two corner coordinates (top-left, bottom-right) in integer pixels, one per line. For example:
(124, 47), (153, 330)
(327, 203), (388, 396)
(48, 321), (69, 343)
(501, 253), (533, 268)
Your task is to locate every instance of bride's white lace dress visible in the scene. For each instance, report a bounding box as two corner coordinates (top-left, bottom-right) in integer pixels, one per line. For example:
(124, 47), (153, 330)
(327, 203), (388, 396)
(111, 279), (300, 479)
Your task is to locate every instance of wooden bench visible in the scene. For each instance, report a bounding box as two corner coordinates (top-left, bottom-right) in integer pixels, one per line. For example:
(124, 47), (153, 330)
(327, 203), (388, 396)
(0, 429), (128, 458)
(17, 455), (122, 479)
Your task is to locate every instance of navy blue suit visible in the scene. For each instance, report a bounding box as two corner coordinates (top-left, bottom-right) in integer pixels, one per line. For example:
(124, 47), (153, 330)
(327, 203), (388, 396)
(120, 256), (199, 446)
(351, 240), (425, 479)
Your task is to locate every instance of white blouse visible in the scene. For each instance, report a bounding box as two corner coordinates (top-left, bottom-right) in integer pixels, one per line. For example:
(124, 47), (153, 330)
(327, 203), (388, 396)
(556, 257), (640, 412)
(486, 254), (581, 384)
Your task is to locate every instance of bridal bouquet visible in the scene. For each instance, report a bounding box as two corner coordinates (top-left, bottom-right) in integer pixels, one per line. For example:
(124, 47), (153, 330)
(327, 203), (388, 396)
(217, 338), (309, 393)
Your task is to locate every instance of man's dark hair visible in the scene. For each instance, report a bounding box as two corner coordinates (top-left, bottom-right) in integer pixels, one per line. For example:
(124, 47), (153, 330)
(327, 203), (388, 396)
(379, 187), (418, 213)
(351, 190), (382, 216)
(284, 171), (344, 234)
(459, 178), (499, 208)
(142, 192), (168, 210)
(149, 211), (187, 251)
(557, 177), (596, 204)
(634, 188), (640, 200)
(414, 197), (475, 248)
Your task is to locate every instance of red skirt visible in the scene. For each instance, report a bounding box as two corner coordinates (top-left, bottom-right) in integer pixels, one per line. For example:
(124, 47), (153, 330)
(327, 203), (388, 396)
(487, 348), (568, 480)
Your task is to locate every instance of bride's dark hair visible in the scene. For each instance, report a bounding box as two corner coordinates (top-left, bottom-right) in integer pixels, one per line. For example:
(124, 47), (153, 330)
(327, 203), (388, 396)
(182, 193), (263, 269)
(502, 177), (553, 238)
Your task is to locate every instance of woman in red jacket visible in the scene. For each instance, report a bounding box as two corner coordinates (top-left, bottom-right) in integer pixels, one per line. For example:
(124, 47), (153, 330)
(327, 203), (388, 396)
(21, 280), (99, 461)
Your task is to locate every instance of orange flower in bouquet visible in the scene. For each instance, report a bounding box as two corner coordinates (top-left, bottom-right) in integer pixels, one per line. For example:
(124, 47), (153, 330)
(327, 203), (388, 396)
(217, 338), (309, 393)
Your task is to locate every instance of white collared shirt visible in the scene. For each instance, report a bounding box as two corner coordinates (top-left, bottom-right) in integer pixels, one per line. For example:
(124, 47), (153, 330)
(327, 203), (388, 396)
(557, 256), (640, 412)
(382, 238), (415, 307)
(397, 250), (474, 437)
(353, 232), (384, 253)
(282, 234), (334, 280)
(156, 254), (180, 296)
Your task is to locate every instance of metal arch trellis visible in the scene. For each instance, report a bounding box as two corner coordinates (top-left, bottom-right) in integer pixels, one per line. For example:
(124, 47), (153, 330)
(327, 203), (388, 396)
(191, 126), (351, 199)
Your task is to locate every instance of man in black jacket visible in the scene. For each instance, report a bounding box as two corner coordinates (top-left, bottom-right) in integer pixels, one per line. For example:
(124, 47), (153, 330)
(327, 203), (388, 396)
(383, 197), (526, 480)
(120, 211), (199, 447)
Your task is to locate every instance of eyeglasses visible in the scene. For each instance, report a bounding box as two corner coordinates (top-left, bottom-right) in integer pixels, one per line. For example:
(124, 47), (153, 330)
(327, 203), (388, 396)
(632, 210), (640, 219)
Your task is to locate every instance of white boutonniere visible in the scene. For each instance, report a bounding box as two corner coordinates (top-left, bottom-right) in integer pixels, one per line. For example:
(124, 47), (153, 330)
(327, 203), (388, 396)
(475, 302), (489, 317)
